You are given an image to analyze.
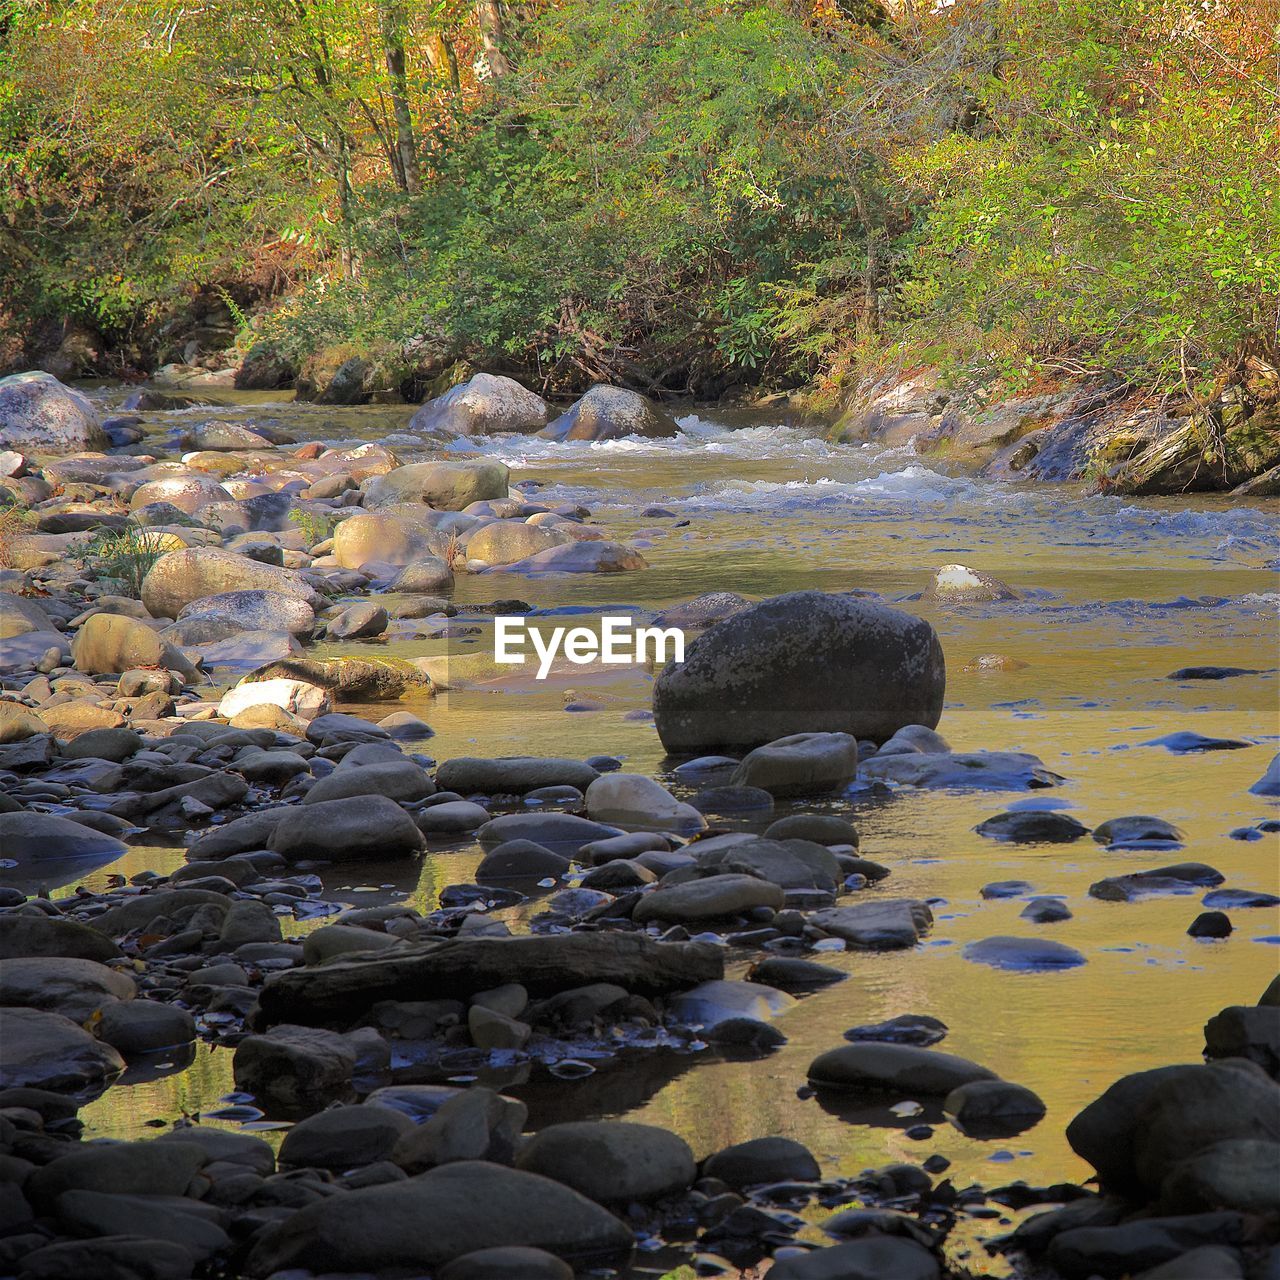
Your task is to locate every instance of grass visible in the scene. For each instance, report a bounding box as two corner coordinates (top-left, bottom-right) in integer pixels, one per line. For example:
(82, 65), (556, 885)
(0, 500), (36, 569)
(77, 520), (171, 598)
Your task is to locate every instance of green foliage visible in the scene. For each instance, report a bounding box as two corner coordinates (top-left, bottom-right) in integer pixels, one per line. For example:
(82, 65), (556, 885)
(280, 0), (869, 391)
(0, 0), (1273, 403)
(77, 521), (170, 599)
(895, 0), (1279, 395)
(288, 506), (335, 549)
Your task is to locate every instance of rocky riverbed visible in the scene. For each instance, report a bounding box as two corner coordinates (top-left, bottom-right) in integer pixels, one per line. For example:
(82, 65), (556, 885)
(0, 370), (1277, 1279)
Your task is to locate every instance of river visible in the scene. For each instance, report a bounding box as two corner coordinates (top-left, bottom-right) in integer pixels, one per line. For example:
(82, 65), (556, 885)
(69, 391), (1280, 1277)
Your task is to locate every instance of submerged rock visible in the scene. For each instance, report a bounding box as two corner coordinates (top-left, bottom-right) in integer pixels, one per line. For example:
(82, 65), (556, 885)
(1187, 910), (1232, 939)
(0, 812), (126, 869)
(1092, 815), (1184, 848)
(653, 591), (753, 630)
(667, 978), (795, 1028)
(703, 1136), (820, 1189)
(477, 812), (622, 858)
(963, 936), (1086, 971)
(1144, 730), (1254, 753)
(976, 810), (1090, 842)
(1090, 863), (1223, 902)
(749, 957), (847, 993)
(439, 1247), (573, 1280)
(862, 750), (1064, 790)
(844, 1014), (948, 1047)
(245, 655), (431, 701)
(1249, 752), (1280, 797)
(489, 540), (648, 574)
(945, 1079), (1046, 1138)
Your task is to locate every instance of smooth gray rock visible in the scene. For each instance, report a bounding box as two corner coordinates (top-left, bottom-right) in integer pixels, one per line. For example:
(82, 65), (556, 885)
(278, 1102), (415, 1170)
(438, 1247), (572, 1280)
(409, 373), (548, 438)
(477, 812), (622, 858)
(807, 899), (933, 949)
(0, 372), (106, 453)
(730, 732), (858, 798)
(0, 812), (126, 867)
(243, 1160), (634, 1274)
(515, 1120), (695, 1203)
(541, 384), (678, 442)
(0, 956), (134, 1020)
(634, 874), (784, 922)
(270, 795), (425, 862)
(702, 1136), (820, 1189)
(233, 1024), (357, 1115)
(808, 1043), (997, 1095)
(768, 1238), (940, 1280)
(97, 1000), (196, 1056)
(0, 914), (119, 962)
(862, 750), (1064, 790)
(0, 1007), (124, 1093)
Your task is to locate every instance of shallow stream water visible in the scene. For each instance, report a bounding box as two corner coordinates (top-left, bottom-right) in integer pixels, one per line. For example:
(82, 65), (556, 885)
(70, 392), (1280, 1276)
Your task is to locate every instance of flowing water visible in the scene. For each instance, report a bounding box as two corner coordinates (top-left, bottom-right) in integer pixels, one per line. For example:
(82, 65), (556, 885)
(70, 393), (1280, 1275)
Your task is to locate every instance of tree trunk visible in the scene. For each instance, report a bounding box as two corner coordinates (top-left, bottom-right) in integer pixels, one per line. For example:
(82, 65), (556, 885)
(476, 0), (513, 78)
(336, 133), (356, 279)
(382, 5), (420, 194)
(850, 179), (880, 335)
(424, 32), (462, 93)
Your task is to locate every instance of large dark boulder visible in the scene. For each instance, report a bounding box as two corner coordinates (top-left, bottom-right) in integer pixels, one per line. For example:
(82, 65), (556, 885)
(653, 592), (945, 752)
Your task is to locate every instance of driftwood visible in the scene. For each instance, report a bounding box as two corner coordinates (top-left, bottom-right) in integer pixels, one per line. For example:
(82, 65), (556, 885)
(252, 932), (724, 1029)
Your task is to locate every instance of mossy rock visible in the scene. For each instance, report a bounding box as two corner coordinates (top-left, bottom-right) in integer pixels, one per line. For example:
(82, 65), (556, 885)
(423, 360), (476, 401)
(1109, 407), (1280, 495)
(246, 656), (433, 701)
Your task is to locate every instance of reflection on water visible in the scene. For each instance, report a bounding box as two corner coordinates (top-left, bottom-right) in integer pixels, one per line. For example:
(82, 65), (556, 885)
(76, 393), (1279, 1273)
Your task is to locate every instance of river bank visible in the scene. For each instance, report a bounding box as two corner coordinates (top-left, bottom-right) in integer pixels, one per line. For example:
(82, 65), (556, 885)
(0, 370), (1276, 1278)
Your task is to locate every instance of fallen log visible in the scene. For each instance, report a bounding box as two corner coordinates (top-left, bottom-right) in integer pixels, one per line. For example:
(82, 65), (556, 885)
(251, 932), (724, 1029)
